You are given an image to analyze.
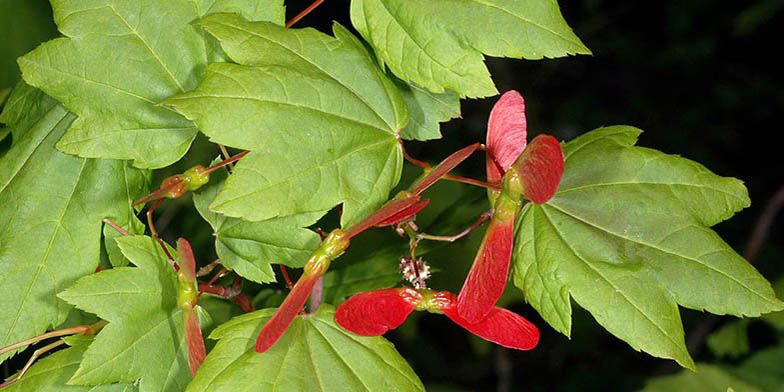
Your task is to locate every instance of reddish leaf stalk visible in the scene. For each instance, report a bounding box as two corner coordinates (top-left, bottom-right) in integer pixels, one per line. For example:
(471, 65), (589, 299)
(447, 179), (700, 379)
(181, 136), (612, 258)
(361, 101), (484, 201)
(279, 264), (294, 289)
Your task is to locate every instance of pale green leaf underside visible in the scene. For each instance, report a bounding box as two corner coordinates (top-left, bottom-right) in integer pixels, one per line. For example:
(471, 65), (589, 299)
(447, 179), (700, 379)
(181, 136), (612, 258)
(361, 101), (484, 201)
(2, 336), (136, 392)
(58, 236), (191, 392)
(167, 15), (407, 226)
(186, 306), (424, 391)
(193, 163), (323, 283)
(18, 0), (284, 168)
(513, 126), (783, 369)
(0, 89), (146, 362)
(397, 80), (460, 141)
(351, 0), (591, 98)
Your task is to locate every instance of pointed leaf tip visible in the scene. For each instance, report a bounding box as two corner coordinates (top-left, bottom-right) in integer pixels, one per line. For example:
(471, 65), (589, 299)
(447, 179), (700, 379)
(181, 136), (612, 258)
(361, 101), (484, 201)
(487, 90), (527, 183)
(457, 219), (516, 323)
(255, 274), (320, 353)
(517, 134), (564, 204)
(335, 288), (421, 336)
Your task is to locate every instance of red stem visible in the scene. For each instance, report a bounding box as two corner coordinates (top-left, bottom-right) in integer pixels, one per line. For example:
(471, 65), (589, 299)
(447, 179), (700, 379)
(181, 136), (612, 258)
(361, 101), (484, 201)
(103, 218), (130, 236)
(202, 150), (249, 175)
(285, 0), (325, 28)
(443, 174), (502, 191)
(279, 265), (294, 289)
(400, 140), (431, 169)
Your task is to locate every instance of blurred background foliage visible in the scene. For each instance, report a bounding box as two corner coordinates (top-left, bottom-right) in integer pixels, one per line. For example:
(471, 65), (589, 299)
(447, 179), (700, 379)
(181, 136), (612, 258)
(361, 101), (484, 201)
(1, 0), (783, 390)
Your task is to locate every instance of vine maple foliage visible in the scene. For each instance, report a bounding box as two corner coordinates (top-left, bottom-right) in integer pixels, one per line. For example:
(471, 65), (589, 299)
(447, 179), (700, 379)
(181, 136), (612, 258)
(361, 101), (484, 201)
(0, 0), (781, 391)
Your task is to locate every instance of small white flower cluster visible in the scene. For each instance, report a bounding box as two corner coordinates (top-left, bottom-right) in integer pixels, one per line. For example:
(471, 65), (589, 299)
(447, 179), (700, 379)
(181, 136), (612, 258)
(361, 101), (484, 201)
(399, 256), (431, 289)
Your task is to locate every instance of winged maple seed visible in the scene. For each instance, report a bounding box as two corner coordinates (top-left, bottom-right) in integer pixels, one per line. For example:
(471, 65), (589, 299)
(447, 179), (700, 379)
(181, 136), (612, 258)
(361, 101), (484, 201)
(335, 288), (539, 351)
(458, 91), (565, 323)
(254, 143), (487, 353)
(175, 238), (206, 377)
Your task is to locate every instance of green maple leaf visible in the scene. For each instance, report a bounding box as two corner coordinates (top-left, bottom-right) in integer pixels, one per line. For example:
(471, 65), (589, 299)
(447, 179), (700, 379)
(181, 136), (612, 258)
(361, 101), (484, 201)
(18, 0), (284, 169)
(350, 0), (591, 98)
(641, 363), (763, 392)
(512, 126), (784, 369)
(0, 84), (148, 362)
(397, 80), (460, 141)
(2, 335), (135, 392)
(58, 235), (199, 392)
(165, 14), (408, 227)
(186, 306), (424, 391)
(193, 161), (323, 283)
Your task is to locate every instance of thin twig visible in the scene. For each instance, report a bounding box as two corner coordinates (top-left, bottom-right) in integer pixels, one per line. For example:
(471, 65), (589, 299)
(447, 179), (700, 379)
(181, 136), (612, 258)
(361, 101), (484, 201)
(418, 210), (493, 243)
(285, 0), (325, 28)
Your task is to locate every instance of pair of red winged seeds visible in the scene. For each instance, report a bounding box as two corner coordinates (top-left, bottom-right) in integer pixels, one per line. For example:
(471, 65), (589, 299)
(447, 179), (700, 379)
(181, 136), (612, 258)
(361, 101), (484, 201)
(335, 91), (565, 350)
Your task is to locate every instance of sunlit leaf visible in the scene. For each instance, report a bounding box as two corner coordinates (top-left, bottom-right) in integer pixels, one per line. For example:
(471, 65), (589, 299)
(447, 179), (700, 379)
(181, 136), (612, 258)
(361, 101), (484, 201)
(186, 306), (424, 391)
(0, 87), (148, 362)
(351, 0), (590, 97)
(58, 236), (196, 391)
(166, 14), (407, 226)
(2, 335), (135, 391)
(193, 161), (323, 283)
(512, 126), (783, 369)
(18, 0), (284, 168)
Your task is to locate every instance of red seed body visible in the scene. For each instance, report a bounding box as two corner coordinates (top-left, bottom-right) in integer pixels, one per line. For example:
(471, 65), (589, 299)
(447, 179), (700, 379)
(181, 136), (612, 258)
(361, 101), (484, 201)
(335, 288), (422, 336)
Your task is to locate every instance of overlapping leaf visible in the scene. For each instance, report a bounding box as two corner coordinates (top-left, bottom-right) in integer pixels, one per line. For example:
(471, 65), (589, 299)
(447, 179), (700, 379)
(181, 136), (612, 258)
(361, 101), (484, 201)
(0, 85), (148, 362)
(193, 161), (323, 283)
(351, 0), (590, 98)
(18, 0), (284, 168)
(58, 235), (197, 392)
(512, 126), (784, 369)
(166, 14), (407, 227)
(397, 80), (460, 141)
(186, 306), (424, 391)
(2, 335), (135, 391)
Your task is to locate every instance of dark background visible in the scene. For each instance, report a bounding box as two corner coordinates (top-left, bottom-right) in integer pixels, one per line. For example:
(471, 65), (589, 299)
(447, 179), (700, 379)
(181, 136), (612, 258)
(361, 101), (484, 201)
(2, 0), (782, 390)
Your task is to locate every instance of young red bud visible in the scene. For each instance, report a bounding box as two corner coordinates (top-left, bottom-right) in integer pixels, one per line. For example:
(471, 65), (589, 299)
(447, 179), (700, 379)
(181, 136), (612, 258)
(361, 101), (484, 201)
(516, 134), (564, 204)
(438, 293), (539, 351)
(334, 288), (422, 336)
(486, 91), (527, 184)
(456, 217), (516, 323)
